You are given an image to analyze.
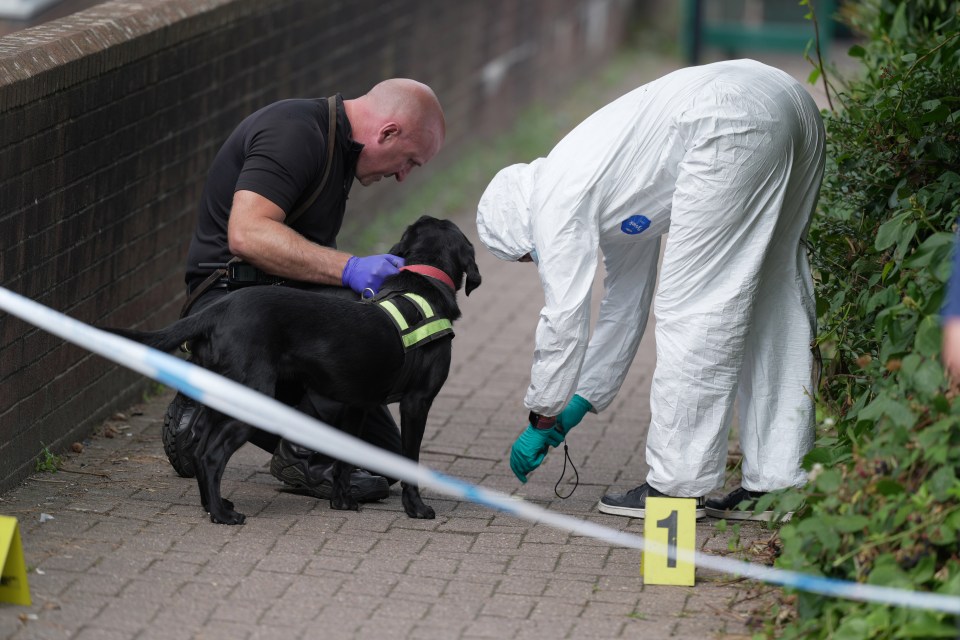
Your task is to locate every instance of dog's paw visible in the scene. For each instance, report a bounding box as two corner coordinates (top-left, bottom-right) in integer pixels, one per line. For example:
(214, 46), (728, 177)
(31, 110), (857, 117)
(401, 484), (435, 519)
(330, 495), (360, 512)
(402, 495), (435, 519)
(209, 509), (246, 525)
(406, 503), (435, 519)
(203, 498), (235, 514)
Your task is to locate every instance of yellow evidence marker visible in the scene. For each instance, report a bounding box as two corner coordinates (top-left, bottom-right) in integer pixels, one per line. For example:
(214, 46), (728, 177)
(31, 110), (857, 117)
(0, 516), (31, 606)
(641, 497), (696, 586)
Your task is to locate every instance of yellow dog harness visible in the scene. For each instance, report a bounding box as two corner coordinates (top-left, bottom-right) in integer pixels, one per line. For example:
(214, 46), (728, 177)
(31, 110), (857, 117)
(374, 292), (453, 350)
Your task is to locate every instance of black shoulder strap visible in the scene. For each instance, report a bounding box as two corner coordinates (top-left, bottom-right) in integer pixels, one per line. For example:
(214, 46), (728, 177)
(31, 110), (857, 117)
(286, 95), (338, 227)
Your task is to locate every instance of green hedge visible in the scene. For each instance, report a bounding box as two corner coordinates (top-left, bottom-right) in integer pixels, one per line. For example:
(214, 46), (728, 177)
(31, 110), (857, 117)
(769, 1), (960, 638)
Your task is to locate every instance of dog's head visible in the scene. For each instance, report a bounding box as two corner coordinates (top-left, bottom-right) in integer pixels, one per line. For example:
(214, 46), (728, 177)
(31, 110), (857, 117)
(389, 215), (482, 295)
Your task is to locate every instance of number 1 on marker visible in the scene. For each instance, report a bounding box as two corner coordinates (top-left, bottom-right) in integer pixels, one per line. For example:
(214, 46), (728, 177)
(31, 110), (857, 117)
(657, 509), (678, 568)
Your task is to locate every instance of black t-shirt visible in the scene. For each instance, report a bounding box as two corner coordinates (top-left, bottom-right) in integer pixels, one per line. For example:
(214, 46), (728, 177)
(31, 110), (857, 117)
(184, 95), (363, 291)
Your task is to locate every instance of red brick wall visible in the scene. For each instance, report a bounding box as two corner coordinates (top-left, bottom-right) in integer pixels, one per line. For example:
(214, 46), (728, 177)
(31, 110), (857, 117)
(0, 0), (637, 491)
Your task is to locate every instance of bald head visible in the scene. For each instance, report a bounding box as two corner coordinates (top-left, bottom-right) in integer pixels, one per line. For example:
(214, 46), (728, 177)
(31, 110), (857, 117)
(345, 78), (446, 186)
(365, 78), (445, 137)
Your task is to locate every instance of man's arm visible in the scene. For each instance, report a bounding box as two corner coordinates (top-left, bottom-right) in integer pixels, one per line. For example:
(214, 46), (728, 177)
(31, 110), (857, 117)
(227, 189), (351, 285)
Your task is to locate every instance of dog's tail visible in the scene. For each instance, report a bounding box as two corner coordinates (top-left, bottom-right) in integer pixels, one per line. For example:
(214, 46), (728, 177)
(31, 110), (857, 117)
(103, 311), (214, 354)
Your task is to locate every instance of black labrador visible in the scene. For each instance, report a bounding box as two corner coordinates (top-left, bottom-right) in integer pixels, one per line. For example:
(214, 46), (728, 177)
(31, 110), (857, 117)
(108, 216), (481, 524)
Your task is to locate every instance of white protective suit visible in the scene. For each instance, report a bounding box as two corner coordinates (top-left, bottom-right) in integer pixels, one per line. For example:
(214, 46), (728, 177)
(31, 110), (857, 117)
(476, 60), (825, 496)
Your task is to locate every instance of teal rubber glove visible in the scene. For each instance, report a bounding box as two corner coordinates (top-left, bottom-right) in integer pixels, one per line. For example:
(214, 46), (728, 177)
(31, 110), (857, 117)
(509, 424), (564, 483)
(557, 394), (593, 436)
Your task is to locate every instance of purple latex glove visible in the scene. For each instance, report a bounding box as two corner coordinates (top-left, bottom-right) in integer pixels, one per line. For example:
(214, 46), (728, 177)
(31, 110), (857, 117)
(342, 254), (405, 297)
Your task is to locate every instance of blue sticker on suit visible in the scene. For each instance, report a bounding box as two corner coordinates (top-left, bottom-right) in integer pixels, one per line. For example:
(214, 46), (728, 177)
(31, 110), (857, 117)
(621, 215), (651, 235)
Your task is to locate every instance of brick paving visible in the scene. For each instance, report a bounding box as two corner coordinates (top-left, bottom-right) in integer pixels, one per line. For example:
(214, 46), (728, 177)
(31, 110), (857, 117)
(0, 222), (787, 639)
(0, 50), (842, 639)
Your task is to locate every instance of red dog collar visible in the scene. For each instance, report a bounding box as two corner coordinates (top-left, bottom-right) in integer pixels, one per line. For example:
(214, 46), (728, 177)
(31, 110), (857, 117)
(400, 265), (456, 291)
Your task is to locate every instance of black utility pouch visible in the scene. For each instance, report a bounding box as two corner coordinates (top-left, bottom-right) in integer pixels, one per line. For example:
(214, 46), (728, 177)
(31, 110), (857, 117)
(226, 261), (283, 289)
(228, 262), (260, 287)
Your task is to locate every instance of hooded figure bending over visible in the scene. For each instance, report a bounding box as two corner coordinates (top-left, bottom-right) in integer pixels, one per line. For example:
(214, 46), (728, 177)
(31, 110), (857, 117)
(476, 59), (825, 521)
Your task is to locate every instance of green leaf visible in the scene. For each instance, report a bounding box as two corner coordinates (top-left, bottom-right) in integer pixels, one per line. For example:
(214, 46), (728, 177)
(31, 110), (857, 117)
(894, 619), (960, 638)
(938, 564), (960, 595)
(890, 3), (909, 42)
(834, 616), (871, 640)
(921, 104), (952, 124)
(917, 419), (956, 464)
(867, 286), (899, 314)
(868, 555), (912, 588)
(928, 466), (957, 501)
(930, 522), (957, 545)
(934, 253), (953, 282)
(859, 393), (917, 428)
(910, 358), (945, 395)
(901, 353), (923, 377)
(848, 44), (866, 58)
(913, 317), (942, 358)
(931, 393), (950, 414)
(882, 260), (895, 283)
(875, 212), (911, 251)
(775, 491), (805, 515)
(835, 514), (870, 533)
(814, 468), (843, 493)
(874, 479), (905, 496)
(804, 447), (833, 466)
(896, 221), (918, 259)
(903, 232), (954, 269)
(906, 116), (924, 138)
(815, 293), (830, 317)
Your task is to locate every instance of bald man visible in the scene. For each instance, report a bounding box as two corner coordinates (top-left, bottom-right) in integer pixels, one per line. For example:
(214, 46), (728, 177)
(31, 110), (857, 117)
(165, 79), (446, 502)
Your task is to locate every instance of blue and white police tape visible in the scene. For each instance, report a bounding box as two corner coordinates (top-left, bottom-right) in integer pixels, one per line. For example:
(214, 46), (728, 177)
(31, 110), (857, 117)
(1, 285), (958, 616)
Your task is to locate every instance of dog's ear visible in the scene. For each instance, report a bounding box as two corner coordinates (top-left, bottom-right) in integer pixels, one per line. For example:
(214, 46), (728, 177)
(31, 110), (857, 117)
(464, 261), (482, 296)
(460, 242), (482, 296)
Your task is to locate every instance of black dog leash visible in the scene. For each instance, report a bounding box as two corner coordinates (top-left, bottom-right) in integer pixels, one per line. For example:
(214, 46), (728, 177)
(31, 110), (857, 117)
(553, 443), (579, 499)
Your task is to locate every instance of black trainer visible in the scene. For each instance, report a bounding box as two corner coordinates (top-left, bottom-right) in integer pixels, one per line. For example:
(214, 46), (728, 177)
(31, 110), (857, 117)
(705, 487), (791, 522)
(162, 393), (204, 478)
(598, 482), (706, 519)
(269, 440), (389, 502)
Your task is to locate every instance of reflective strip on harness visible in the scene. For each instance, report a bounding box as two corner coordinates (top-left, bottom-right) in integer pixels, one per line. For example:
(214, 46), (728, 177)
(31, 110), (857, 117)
(403, 293), (434, 319)
(379, 300), (409, 330)
(402, 318), (452, 349)
(375, 293), (453, 351)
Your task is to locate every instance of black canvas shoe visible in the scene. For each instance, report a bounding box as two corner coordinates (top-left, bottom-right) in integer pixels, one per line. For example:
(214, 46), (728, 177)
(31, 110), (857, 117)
(598, 482), (706, 519)
(705, 487), (791, 522)
(269, 440), (389, 503)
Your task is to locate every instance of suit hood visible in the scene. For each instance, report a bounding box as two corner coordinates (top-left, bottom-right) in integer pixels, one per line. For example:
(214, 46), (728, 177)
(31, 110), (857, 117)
(476, 161), (541, 261)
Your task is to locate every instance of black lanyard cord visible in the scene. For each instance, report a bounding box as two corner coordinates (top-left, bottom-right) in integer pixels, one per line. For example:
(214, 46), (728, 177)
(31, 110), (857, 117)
(554, 443), (579, 499)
